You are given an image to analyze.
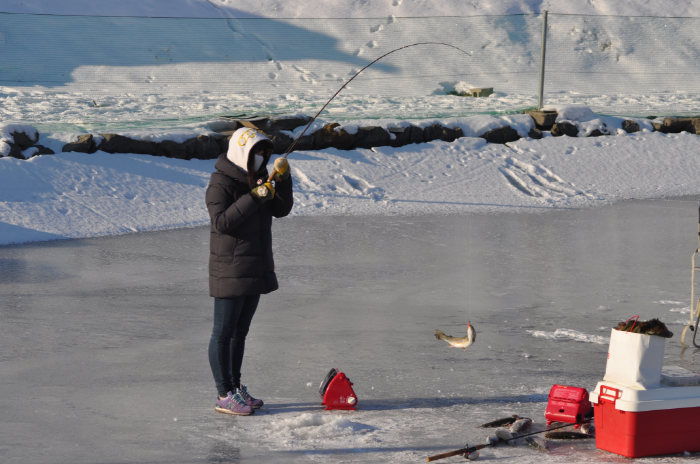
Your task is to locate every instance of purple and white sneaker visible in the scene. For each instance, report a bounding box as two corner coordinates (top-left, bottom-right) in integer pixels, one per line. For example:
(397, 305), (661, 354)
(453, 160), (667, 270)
(214, 391), (254, 416)
(237, 385), (264, 409)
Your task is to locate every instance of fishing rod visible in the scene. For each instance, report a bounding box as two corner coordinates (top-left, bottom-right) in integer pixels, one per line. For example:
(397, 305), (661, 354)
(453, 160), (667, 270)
(266, 42), (472, 182)
(426, 420), (589, 462)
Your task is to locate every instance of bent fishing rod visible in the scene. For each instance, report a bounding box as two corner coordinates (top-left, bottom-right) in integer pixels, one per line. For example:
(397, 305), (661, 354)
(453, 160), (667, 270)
(267, 42), (472, 182)
(426, 420), (590, 462)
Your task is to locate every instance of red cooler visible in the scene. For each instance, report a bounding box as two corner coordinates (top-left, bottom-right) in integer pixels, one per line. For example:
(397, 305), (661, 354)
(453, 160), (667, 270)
(590, 379), (700, 457)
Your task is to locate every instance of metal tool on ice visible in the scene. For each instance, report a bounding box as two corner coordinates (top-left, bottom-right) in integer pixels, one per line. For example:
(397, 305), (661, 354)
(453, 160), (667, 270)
(681, 206), (700, 348)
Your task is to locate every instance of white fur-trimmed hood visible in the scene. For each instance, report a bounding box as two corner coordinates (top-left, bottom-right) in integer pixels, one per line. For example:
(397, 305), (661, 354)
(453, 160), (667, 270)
(226, 127), (272, 173)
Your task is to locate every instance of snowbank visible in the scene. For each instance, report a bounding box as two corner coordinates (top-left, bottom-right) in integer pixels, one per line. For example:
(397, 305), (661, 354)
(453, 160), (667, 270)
(4, 129), (700, 245)
(3, 3), (700, 127)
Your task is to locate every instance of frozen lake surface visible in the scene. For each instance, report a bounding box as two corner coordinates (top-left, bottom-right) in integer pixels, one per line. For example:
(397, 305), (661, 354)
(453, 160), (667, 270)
(3, 198), (700, 463)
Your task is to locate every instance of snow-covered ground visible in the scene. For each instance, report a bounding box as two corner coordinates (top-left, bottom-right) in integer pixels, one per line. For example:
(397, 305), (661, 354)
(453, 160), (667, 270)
(2, 1), (700, 128)
(5, 120), (700, 245)
(4, 0), (700, 18)
(0, 104), (697, 246)
(1, 1), (700, 245)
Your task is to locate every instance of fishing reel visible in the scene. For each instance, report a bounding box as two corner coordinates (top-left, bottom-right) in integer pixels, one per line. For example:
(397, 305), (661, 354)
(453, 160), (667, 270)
(462, 444), (479, 461)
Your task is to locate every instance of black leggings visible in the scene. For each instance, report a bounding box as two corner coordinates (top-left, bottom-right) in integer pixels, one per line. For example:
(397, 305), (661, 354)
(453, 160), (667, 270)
(208, 295), (260, 397)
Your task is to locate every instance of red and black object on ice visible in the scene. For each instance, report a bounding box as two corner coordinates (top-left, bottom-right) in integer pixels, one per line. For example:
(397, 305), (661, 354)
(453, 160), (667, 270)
(319, 368), (358, 411)
(545, 384), (593, 428)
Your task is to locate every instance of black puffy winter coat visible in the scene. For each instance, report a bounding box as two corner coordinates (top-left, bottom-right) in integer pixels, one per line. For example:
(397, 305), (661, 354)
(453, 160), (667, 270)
(206, 155), (293, 298)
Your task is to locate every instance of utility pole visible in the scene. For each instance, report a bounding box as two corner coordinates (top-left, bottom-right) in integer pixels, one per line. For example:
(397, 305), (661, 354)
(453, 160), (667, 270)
(537, 10), (548, 110)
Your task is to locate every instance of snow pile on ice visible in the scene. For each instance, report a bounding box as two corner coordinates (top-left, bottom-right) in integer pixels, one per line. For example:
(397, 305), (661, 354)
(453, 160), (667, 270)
(264, 413), (375, 440)
(670, 306), (692, 314)
(653, 300), (692, 315)
(528, 328), (610, 344)
(453, 82), (473, 95)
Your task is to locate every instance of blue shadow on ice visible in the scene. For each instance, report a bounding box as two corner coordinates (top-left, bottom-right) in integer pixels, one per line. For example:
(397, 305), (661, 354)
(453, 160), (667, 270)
(0, 10), (395, 88)
(0, 256), (73, 283)
(282, 445), (454, 455)
(262, 394), (548, 415)
(0, 222), (68, 247)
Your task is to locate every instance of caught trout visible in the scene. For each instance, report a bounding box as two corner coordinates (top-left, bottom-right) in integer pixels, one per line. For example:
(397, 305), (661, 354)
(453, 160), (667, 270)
(435, 322), (476, 351)
(477, 415), (520, 428)
(545, 431), (592, 440)
(580, 422), (595, 436)
(525, 436), (550, 453)
(495, 429), (517, 444)
(510, 418), (532, 434)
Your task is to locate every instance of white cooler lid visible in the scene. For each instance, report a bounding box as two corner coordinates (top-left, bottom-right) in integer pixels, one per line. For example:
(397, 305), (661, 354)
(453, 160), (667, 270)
(590, 379), (700, 412)
(661, 365), (700, 387)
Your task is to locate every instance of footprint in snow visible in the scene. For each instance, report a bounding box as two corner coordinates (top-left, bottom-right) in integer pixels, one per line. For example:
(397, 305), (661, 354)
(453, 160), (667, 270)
(500, 157), (584, 199)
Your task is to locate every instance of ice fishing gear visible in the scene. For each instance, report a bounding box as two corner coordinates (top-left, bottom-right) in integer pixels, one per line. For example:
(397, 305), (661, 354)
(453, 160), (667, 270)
(425, 421), (588, 462)
(681, 206), (700, 348)
(266, 42), (472, 183)
(544, 385), (593, 428)
(591, 379), (700, 457)
(273, 157), (289, 180)
(250, 182), (275, 202)
(318, 368), (357, 410)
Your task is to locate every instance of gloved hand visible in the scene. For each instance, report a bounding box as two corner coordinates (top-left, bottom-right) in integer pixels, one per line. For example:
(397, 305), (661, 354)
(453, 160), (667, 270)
(251, 182), (275, 203)
(273, 157), (290, 180)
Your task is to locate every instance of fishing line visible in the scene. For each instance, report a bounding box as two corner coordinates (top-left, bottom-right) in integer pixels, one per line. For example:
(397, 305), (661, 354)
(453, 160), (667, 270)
(268, 42), (472, 181)
(469, 213), (473, 323)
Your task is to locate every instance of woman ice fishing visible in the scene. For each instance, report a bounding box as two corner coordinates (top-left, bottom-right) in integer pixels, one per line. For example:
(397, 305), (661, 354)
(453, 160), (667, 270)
(205, 127), (293, 415)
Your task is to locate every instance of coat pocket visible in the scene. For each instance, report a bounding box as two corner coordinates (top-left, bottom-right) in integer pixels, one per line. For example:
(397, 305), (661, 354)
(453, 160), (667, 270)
(223, 236), (238, 266)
